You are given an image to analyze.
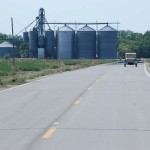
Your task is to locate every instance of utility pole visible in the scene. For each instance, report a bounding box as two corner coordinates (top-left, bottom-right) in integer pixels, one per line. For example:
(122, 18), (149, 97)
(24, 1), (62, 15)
(11, 17), (16, 71)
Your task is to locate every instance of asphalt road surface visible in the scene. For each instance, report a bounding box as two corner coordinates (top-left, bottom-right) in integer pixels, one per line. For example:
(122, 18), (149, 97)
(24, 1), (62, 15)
(0, 63), (150, 150)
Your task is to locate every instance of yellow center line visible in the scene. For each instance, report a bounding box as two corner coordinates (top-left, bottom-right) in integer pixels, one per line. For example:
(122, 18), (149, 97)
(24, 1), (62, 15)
(75, 99), (80, 105)
(43, 127), (57, 139)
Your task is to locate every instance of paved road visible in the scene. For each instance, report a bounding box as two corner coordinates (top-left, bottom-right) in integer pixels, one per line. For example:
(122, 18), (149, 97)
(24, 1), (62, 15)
(0, 63), (150, 150)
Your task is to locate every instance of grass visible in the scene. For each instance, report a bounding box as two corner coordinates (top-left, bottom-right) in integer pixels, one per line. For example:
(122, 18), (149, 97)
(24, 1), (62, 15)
(0, 60), (16, 76)
(146, 59), (150, 63)
(0, 58), (116, 88)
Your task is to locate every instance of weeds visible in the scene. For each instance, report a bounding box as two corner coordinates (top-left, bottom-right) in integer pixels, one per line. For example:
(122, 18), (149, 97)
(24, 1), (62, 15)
(0, 59), (116, 87)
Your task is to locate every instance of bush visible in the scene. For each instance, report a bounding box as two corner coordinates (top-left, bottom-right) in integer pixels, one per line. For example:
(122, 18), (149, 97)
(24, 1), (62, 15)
(3, 54), (10, 60)
(11, 78), (26, 84)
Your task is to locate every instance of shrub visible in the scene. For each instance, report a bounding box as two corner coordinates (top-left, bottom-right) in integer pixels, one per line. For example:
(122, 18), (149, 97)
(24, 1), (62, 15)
(3, 54), (10, 60)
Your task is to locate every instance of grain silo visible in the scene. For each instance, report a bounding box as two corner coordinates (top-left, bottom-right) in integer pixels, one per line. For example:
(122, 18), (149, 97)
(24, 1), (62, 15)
(0, 41), (18, 58)
(23, 32), (29, 43)
(45, 30), (54, 58)
(98, 25), (118, 59)
(56, 25), (75, 59)
(76, 25), (96, 59)
(28, 28), (38, 58)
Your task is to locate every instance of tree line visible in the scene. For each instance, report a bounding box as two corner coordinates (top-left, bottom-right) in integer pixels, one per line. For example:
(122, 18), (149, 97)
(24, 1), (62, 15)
(118, 30), (150, 58)
(1, 30), (150, 58)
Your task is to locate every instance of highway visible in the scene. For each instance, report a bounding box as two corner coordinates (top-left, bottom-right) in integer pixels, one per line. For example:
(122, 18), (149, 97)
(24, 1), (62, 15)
(0, 63), (150, 150)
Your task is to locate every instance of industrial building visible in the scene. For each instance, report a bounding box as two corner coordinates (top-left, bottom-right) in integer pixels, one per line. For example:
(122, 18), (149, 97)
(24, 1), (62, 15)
(22, 8), (118, 59)
(0, 41), (18, 58)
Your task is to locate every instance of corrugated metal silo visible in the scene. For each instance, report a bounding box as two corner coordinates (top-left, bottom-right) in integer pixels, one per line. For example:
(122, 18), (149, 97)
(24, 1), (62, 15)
(76, 25), (96, 59)
(0, 41), (18, 58)
(56, 25), (75, 59)
(98, 25), (118, 59)
(45, 30), (54, 58)
(23, 32), (29, 43)
(28, 28), (38, 58)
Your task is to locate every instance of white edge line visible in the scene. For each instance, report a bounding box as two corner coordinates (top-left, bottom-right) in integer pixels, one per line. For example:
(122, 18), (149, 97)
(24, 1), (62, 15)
(144, 63), (150, 78)
(0, 73), (63, 93)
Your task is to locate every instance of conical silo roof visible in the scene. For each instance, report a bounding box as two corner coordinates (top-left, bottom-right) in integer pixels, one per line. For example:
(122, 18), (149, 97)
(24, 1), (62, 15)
(59, 25), (74, 31)
(100, 25), (117, 31)
(0, 41), (16, 48)
(78, 25), (95, 31)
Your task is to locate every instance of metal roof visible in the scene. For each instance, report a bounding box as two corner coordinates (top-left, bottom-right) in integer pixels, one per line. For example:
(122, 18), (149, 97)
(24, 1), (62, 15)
(78, 25), (95, 31)
(59, 25), (74, 31)
(0, 41), (16, 48)
(99, 25), (117, 31)
(46, 29), (54, 32)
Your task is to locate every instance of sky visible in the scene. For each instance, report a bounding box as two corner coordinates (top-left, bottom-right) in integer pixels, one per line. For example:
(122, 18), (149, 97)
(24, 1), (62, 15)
(0, 0), (150, 35)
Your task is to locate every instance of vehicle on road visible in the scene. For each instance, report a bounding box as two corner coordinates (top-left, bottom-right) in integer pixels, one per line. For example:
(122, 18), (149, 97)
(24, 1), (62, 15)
(124, 53), (137, 67)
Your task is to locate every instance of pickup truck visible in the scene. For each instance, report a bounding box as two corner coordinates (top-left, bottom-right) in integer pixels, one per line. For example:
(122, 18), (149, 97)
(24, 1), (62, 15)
(124, 53), (137, 67)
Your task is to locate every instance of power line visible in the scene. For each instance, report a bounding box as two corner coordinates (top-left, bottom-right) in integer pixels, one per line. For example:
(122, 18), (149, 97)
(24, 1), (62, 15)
(15, 19), (36, 36)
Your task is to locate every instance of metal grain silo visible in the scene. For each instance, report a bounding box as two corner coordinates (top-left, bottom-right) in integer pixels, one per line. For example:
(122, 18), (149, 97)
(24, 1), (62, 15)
(45, 30), (54, 58)
(23, 32), (29, 43)
(28, 28), (38, 58)
(56, 25), (75, 59)
(77, 25), (96, 59)
(0, 41), (18, 58)
(98, 25), (118, 59)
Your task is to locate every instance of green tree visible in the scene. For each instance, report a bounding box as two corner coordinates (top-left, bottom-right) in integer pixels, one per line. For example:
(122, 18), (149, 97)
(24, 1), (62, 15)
(118, 30), (150, 58)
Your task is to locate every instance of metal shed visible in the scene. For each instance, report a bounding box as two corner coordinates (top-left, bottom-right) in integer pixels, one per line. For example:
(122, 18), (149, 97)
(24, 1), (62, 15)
(98, 25), (118, 59)
(56, 25), (75, 59)
(0, 41), (18, 58)
(76, 25), (96, 59)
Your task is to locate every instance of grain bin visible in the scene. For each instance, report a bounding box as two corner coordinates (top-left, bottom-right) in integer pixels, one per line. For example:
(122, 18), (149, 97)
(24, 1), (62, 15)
(98, 25), (118, 59)
(56, 25), (75, 59)
(0, 41), (18, 58)
(45, 30), (54, 58)
(28, 28), (38, 58)
(23, 32), (29, 43)
(76, 25), (96, 59)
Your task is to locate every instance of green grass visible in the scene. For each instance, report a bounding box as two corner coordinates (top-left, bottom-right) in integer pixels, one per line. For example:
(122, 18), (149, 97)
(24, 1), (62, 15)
(0, 59), (117, 87)
(146, 59), (150, 63)
(0, 60), (16, 76)
(16, 60), (57, 71)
